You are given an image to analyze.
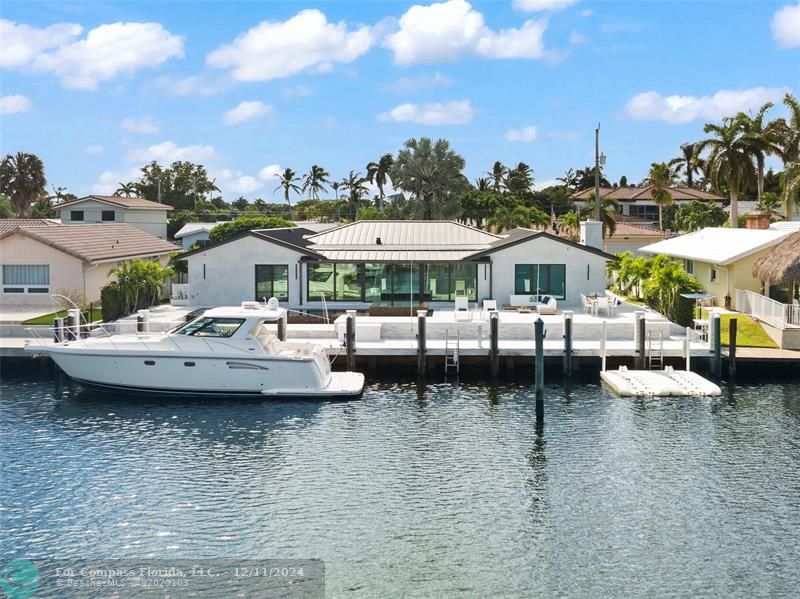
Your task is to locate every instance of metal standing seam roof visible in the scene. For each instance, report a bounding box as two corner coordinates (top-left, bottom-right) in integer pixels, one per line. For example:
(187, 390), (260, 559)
(306, 220), (501, 247)
(1, 223), (179, 263)
(316, 249), (482, 262)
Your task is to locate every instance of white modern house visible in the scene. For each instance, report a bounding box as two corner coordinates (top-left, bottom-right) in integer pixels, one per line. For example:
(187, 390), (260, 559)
(181, 220), (614, 310)
(57, 195), (172, 239)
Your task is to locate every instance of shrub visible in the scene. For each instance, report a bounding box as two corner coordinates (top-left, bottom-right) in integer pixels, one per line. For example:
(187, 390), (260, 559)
(101, 284), (124, 322)
(208, 217), (294, 242)
(101, 259), (174, 320)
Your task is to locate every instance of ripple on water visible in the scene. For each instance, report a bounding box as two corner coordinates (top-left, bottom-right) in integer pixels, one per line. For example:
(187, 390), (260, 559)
(1, 377), (799, 597)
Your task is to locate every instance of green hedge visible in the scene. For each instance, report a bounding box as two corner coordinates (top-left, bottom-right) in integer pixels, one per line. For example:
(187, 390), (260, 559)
(101, 285), (124, 322)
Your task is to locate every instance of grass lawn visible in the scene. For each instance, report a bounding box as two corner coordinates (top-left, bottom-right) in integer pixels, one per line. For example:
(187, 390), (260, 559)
(719, 313), (777, 348)
(23, 309), (103, 326)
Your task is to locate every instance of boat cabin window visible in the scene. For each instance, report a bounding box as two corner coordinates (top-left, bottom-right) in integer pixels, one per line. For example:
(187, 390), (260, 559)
(173, 317), (245, 338)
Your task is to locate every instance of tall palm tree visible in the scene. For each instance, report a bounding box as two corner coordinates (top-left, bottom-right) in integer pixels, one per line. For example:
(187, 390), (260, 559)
(0, 152), (47, 217)
(342, 171), (368, 219)
(557, 168), (578, 191)
(330, 181), (341, 200)
(302, 165), (330, 200)
(391, 137), (468, 220)
(668, 143), (705, 188)
(697, 117), (757, 228)
(506, 162), (534, 195)
(474, 177), (492, 192)
(114, 182), (138, 197)
(772, 93), (800, 218)
(366, 153), (394, 210)
(486, 205), (531, 233)
(735, 102), (781, 205)
(273, 168), (302, 210)
(646, 162), (675, 231)
(559, 211), (581, 241)
(486, 161), (508, 191)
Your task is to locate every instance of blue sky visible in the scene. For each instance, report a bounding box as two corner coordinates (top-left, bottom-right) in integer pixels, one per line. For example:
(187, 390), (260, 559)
(1, 0), (799, 201)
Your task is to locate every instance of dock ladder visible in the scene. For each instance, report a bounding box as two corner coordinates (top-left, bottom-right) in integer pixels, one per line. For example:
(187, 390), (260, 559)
(647, 330), (664, 370)
(444, 329), (460, 374)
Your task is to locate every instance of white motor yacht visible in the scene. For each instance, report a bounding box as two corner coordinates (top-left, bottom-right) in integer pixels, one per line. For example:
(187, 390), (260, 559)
(25, 301), (364, 398)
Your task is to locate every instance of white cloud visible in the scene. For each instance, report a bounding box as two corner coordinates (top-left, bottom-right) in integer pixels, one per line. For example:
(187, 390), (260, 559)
(385, 0), (548, 64)
(505, 125), (538, 142)
(215, 169), (264, 195)
(569, 31), (586, 44)
(222, 100), (272, 125)
(378, 100), (475, 125)
(90, 167), (141, 194)
(126, 141), (216, 163)
(579, 8), (593, 17)
(207, 9), (376, 81)
(85, 144), (104, 154)
(121, 116), (160, 134)
(0, 94), (31, 114)
(382, 72), (453, 93)
(282, 84), (314, 97)
(514, 0), (580, 12)
(772, 2), (800, 48)
(533, 178), (561, 191)
(0, 19), (82, 68)
(154, 74), (227, 97)
(1, 20), (184, 90)
(258, 164), (283, 181)
(547, 130), (580, 141)
(623, 87), (790, 124)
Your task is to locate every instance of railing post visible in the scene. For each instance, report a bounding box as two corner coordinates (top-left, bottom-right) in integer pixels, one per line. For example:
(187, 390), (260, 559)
(417, 310), (427, 377)
(534, 317), (544, 423)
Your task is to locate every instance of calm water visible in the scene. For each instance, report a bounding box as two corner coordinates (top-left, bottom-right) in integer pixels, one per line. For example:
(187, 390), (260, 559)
(2, 372), (800, 598)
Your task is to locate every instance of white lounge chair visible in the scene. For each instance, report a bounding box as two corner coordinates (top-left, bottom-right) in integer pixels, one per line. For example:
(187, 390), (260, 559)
(535, 295), (558, 315)
(482, 299), (497, 319)
(454, 296), (472, 321)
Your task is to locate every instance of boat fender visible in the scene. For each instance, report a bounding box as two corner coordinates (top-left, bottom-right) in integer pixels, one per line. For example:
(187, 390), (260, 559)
(619, 365), (628, 372)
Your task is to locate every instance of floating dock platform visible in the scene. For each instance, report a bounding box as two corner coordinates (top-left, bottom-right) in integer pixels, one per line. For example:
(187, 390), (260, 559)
(600, 366), (722, 397)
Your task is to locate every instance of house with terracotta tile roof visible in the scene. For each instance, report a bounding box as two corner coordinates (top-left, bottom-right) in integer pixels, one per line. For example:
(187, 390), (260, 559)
(572, 185), (725, 221)
(0, 222), (178, 305)
(57, 195), (172, 239)
(605, 221), (668, 256)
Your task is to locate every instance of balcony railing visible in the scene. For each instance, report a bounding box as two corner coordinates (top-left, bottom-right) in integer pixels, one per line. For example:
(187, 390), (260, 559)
(734, 289), (800, 329)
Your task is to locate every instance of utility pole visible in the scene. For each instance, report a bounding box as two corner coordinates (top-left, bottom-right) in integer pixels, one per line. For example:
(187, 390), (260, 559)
(594, 124), (601, 222)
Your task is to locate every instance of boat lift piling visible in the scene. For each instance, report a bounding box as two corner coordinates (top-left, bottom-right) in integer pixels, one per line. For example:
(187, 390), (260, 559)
(277, 310), (288, 341)
(345, 310), (356, 372)
(600, 319), (607, 372)
(534, 317), (544, 422)
(635, 311), (646, 369)
(728, 317), (737, 383)
(489, 312), (499, 378)
(66, 308), (80, 341)
(563, 311), (573, 378)
(711, 313), (722, 379)
(417, 310), (427, 377)
(684, 327), (692, 371)
(53, 317), (64, 343)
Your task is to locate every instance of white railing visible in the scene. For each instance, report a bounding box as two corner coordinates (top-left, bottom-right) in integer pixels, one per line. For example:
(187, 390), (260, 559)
(735, 289), (800, 329)
(171, 283), (190, 306)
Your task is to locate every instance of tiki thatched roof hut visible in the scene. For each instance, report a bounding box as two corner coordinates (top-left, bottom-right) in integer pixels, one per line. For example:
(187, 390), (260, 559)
(752, 230), (800, 283)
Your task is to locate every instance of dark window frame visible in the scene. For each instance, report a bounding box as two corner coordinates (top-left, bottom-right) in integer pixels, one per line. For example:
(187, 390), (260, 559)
(70, 210), (84, 221)
(254, 264), (289, 302)
(514, 264), (567, 300)
(101, 210), (116, 221)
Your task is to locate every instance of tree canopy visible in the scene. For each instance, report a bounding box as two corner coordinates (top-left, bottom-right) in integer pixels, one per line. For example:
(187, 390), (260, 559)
(208, 217), (295, 242)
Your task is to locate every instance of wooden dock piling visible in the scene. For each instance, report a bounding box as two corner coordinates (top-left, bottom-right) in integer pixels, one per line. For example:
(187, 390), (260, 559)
(417, 310), (427, 377)
(636, 314), (646, 369)
(53, 317), (64, 343)
(489, 312), (499, 378)
(729, 317), (737, 383)
(346, 312), (355, 371)
(711, 313), (722, 379)
(563, 310), (573, 378)
(535, 317), (544, 422)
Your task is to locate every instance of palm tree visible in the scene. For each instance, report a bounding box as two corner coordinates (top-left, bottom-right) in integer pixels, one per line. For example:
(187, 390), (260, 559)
(486, 161), (508, 191)
(557, 168), (578, 191)
(735, 102), (781, 205)
(114, 182), (138, 197)
(506, 162), (534, 195)
(474, 177), (492, 192)
(646, 162), (675, 231)
(366, 153), (394, 210)
(0, 152), (47, 217)
(330, 181), (341, 200)
(697, 117), (757, 228)
(486, 205), (531, 233)
(668, 143), (705, 188)
(391, 137), (468, 220)
(772, 93), (800, 218)
(273, 168), (302, 210)
(580, 195), (620, 237)
(342, 170), (368, 219)
(559, 211), (581, 241)
(302, 165), (330, 200)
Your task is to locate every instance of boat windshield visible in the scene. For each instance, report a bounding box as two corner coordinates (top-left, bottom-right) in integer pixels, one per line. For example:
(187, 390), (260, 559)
(173, 317), (245, 338)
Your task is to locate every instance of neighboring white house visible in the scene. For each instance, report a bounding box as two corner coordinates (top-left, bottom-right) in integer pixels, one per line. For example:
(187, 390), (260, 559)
(175, 220), (339, 250)
(0, 221), (178, 305)
(181, 220), (614, 310)
(57, 195), (172, 239)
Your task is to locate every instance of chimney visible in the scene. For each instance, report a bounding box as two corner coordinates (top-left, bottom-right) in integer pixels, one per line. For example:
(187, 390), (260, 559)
(580, 220), (603, 249)
(745, 212), (770, 230)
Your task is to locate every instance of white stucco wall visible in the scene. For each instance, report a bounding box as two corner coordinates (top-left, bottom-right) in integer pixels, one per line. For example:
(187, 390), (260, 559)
(60, 201), (168, 239)
(186, 235), (305, 307)
(179, 230), (211, 249)
(489, 236), (610, 308)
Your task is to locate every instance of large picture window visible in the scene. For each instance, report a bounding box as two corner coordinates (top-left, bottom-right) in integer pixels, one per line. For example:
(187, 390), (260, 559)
(2, 265), (50, 294)
(514, 264), (566, 300)
(255, 264), (288, 302)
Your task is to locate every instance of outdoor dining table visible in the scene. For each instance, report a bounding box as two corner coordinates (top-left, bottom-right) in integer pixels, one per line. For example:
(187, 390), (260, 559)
(585, 294), (611, 316)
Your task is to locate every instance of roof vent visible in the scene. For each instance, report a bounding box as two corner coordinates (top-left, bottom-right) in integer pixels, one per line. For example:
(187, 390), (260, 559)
(376, 237), (382, 245)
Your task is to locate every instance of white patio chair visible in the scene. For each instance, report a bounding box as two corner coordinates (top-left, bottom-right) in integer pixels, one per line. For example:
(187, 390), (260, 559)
(482, 299), (497, 319)
(594, 296), (610, 316)
(580, 294), (591, 314)
(454, 296), (472, 321)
